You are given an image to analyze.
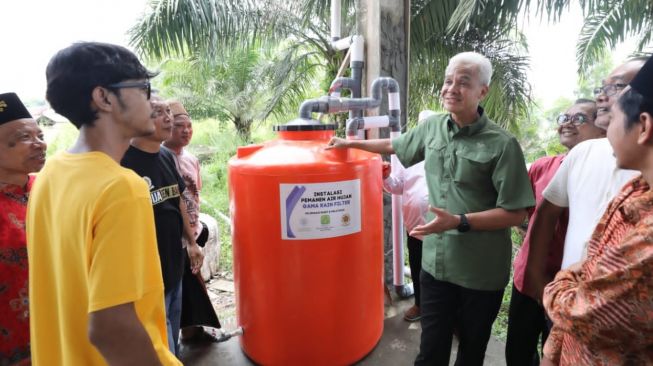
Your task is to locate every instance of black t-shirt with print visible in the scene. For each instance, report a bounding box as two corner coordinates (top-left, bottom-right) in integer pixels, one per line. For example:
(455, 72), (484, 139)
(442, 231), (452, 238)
(121, 145), (186, 293)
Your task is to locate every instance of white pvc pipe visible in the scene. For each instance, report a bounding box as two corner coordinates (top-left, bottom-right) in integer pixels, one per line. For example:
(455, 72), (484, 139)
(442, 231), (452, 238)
(331, 0), (341, 40)
(388, 92), (400, 112)
(362, 115), (390, 129)
(351, 35), (364, 63)
(390, 130), (405, 287)
(332, 36), (353, 51)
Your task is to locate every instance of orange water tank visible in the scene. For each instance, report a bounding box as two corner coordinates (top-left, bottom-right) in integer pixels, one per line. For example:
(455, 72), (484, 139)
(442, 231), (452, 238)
(228, 121), (384, 365)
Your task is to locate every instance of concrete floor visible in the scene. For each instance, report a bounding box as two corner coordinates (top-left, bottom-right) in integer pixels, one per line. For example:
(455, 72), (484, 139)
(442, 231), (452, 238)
(179, 294), (506, 366)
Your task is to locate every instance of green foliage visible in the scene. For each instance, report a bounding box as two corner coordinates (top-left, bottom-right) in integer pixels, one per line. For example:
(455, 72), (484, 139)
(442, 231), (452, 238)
(520, 97), (570, 162)
(410, 3), (533, 135)
(575, 52), (614, 99)
(151, 42), (320, 142)
(190, 118), (278, 270)
(44, 123), (78, 157)
(492, 228), (525, 342)
(576, 0), (653, 71)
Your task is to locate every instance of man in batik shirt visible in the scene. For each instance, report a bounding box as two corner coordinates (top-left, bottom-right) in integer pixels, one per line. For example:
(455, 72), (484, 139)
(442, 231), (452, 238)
(0, 92), (46, 364)
(542, 58), (653, 365)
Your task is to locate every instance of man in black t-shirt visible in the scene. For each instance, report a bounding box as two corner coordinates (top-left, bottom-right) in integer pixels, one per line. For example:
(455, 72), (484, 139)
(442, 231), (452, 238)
(121, 96), (204, 357)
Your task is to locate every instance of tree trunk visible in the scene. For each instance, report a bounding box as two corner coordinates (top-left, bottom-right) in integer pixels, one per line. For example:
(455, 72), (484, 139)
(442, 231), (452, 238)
(233, 117), (252, 142)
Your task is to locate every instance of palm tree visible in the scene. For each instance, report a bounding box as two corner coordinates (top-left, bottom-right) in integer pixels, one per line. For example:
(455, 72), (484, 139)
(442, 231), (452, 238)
(154, 42), (320, 141)
(409, 1), (533, 132)
(574, 0), (652, 70)
(131, 0), (535, 134)
(427, 0), (652, 72)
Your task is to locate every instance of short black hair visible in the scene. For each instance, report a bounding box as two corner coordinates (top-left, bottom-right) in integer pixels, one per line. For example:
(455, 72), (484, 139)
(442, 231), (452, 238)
(574, 98), (597, 119)
(616, 88), (653, 130)
(45, 42), (157, 129)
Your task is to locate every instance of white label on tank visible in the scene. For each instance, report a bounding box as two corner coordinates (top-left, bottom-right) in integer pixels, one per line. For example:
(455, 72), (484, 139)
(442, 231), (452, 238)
(279, 179), (361, 240)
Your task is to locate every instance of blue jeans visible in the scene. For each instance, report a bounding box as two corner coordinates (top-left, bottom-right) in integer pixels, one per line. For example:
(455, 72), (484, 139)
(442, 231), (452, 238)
(165, 279), (183, 356)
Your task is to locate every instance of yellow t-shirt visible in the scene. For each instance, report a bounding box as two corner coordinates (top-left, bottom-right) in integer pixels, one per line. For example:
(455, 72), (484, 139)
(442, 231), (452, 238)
(27, 151), (180, 365)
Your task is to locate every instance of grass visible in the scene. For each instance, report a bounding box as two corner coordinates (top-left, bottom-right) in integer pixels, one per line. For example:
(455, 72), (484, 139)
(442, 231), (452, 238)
(188, 118), (278, 271)
(492, 228), (526, 342)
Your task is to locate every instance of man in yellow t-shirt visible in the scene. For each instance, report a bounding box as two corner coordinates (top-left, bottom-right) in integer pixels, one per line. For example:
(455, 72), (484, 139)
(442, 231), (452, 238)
(26, 42), (180, 365)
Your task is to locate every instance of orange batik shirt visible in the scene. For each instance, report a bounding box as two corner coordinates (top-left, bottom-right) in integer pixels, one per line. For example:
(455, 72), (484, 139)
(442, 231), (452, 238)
(543, 175), (653, 365)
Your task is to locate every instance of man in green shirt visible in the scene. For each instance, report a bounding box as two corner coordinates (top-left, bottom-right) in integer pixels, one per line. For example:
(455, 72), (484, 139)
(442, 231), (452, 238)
(327, 52), (534, 365)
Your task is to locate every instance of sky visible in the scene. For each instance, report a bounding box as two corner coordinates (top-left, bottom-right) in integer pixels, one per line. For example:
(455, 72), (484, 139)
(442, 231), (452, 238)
(0, 1), (639, 108)
(0, 0), (148, 102)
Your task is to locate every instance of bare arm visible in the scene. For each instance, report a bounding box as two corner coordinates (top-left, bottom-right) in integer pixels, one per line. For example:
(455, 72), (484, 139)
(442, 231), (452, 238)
(179, 197), (204, 274)
(326, 137), (394, 155)
(524, 199), (564, 302)
(467, 207), (527, 230)
(410, 206), (527, 237)
(88, 302), (162, 366)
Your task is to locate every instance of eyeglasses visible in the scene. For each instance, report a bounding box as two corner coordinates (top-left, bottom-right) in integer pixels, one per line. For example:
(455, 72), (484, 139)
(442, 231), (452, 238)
(106, 80), (151, 100)
(593, 83), (627, 97)
(556, 113), (590, 126)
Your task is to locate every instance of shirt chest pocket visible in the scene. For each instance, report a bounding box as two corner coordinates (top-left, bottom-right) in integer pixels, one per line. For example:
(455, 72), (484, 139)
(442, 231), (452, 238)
(453, 148), (494, 186)
(425, 139), (448, 176)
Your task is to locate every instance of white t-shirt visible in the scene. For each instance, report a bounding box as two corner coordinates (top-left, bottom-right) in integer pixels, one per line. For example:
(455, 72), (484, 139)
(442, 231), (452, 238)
(542, 138), (639, 269)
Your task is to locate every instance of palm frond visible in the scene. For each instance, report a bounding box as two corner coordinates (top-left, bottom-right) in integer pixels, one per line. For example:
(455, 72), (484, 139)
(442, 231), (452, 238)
(576, 0), (653, 71)
(410, 27), (532, 134)
(130, 0), (291, 60)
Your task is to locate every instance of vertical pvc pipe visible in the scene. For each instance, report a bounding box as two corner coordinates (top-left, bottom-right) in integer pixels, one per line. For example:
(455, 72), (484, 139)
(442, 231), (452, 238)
(351, 35), (364, 63)
(389, 130), (405, 288)
(331, 0), (341, 41)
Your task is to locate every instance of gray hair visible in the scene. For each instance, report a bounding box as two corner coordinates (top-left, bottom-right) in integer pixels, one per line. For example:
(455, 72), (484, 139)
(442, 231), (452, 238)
(445, 52), (493, 86)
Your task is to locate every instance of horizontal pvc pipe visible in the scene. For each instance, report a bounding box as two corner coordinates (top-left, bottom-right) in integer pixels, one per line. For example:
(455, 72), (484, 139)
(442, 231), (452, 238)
(332, 36), (353, 51)
(361, 115), (390, 129)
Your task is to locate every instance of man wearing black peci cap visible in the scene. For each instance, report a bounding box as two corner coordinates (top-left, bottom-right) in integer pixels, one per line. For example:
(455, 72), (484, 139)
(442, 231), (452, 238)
(0, 92), (46, 365)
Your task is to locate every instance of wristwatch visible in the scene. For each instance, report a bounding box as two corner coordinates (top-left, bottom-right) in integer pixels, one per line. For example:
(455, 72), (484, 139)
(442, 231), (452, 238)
(457, 214), (470, 233)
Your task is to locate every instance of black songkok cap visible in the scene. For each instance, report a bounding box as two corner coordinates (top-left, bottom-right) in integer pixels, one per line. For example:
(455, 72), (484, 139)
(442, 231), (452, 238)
(629, 57), (653, 99)
(0, 92), (32, 125)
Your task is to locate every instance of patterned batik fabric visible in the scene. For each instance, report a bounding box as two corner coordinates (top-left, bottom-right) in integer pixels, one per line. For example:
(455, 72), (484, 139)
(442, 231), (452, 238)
(543, 175), (653, 365)
(0, 176), (33, 365)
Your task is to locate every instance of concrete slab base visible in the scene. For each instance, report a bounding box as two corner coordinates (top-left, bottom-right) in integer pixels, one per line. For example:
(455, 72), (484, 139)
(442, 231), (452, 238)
(180, 292), (506, 365)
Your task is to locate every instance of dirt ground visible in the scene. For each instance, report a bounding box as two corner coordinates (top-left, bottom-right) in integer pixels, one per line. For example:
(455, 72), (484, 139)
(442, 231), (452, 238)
(205, 272), (237, 326)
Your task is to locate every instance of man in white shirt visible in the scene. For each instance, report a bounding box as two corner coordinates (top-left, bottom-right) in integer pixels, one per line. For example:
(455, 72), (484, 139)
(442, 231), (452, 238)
(524, 57), (647, 303)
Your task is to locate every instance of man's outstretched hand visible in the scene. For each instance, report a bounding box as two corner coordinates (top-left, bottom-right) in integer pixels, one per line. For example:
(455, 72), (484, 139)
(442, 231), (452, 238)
(325, 137), (349, 150)
(410, 206), (460, 237)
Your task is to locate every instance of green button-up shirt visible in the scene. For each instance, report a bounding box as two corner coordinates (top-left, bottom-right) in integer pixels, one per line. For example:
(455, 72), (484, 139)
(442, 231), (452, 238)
(392, 108), (535, 290)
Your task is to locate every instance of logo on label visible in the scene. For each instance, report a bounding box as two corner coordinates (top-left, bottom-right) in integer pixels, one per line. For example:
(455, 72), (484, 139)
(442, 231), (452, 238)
(143, 176), (154, 190)
(320, 215), (330, 225)
(341, 213), (351, 226)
